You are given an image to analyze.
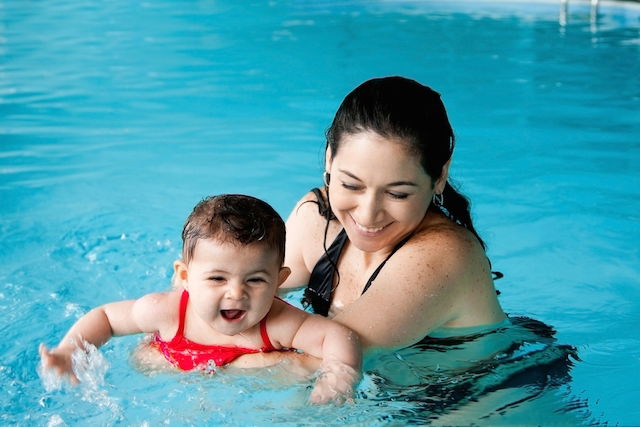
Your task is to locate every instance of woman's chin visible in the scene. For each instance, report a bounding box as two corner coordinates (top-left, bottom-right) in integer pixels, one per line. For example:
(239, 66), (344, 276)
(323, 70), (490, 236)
(345, 231), (388, 253)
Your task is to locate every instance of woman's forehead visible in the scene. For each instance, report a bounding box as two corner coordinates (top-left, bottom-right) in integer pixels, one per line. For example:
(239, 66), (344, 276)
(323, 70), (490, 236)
(334, 132), (425, 172)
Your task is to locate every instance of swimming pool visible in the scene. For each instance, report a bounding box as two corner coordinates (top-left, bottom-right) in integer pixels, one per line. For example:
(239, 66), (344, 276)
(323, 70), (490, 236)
(1, 0), (639, 424)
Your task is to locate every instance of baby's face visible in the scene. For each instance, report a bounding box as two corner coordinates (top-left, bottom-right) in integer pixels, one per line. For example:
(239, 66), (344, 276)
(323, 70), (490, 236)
(183, 238), (286, 336)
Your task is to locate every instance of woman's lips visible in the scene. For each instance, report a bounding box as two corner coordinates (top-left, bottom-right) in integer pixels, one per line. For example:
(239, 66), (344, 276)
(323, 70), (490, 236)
(350, 215), (390, 236)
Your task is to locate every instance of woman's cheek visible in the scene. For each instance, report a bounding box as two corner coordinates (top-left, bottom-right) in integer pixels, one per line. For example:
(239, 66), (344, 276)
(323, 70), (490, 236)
(329, 187), (354, 211)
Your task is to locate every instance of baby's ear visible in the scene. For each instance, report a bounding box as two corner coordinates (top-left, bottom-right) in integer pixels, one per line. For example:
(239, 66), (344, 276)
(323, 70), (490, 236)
(277, 266), (291, 287)
(173, 260), (189, 289)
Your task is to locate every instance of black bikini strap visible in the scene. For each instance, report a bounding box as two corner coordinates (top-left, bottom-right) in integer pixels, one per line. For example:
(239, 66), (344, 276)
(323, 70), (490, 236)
(310, 187), (335, 220)
(305, 229), (348, 316)
(361, 232), (413, 295)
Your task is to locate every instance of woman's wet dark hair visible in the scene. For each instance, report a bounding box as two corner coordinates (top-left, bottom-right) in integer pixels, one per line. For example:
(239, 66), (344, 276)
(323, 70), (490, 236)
(182, 194), (286, 266)
(325, 76), (486, 249)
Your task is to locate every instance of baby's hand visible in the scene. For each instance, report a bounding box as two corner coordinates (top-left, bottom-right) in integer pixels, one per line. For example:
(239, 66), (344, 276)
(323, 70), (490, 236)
(309, 360), (359, 405)
(39, 343), (79, 385)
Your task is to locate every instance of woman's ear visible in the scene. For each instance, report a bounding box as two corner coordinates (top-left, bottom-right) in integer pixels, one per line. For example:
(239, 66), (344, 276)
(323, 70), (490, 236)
(434, 158), (452, 194)
(277, 266), (291, 287)
(324, 146), (333, 173)
(173, 260), (189, 290)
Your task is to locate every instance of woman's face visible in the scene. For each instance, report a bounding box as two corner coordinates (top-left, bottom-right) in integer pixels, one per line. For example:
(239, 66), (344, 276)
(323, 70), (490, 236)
(327, 130), (442, 254)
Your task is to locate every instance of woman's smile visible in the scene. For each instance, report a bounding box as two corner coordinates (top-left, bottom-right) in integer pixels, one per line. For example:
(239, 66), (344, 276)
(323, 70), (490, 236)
(349, 214), (392, 236)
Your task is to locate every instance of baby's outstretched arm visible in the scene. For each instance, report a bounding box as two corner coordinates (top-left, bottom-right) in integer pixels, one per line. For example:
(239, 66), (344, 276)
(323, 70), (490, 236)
(284, 308), (362, 404)
(39, 294), (165, 383)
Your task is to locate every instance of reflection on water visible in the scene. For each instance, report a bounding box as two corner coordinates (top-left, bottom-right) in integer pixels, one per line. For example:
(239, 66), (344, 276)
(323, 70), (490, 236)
(362, 317), (590, 425)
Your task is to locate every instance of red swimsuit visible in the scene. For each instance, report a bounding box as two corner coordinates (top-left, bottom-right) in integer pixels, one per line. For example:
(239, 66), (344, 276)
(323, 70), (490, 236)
(152, 290), (277, 371)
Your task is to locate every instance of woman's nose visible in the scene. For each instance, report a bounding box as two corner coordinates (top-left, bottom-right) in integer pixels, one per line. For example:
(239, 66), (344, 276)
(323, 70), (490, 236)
(357, 191), (382, 225)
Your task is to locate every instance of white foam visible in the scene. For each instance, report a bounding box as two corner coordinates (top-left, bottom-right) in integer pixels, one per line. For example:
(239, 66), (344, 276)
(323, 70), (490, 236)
(47, 414), (66, 427)
(39, 343), (122, 416)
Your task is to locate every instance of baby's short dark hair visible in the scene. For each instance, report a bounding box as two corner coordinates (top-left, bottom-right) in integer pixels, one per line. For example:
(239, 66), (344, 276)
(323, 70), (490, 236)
(181, 194), (285, 266)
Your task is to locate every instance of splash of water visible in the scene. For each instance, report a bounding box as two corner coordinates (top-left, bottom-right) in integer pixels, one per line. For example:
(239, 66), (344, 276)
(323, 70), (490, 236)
(38, 343), (122, 419)
(47, 414), (66, 427)
(71, 343), (110, 389)
(38, 343), (109, 392)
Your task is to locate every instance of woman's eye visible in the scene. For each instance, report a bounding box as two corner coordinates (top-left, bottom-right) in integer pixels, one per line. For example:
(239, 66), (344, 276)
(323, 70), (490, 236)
(341, 182), (361, 191)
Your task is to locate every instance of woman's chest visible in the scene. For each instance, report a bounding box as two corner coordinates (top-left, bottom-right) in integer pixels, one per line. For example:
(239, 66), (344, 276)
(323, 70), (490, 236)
(330, 247), (387, 313)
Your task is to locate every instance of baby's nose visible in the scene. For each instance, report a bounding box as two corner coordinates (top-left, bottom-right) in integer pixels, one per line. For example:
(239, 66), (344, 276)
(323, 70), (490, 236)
(225, 281), (246, 299)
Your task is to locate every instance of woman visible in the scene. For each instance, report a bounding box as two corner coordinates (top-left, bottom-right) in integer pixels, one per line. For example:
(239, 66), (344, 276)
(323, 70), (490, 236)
(282, 76), (506, 350)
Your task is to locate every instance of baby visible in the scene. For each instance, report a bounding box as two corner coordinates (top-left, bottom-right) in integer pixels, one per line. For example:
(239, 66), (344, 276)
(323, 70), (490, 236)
(39, 194), (361, 403)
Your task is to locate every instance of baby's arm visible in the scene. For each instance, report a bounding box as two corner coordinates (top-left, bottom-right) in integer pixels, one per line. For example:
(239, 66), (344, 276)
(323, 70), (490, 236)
(39, 293), (170, 383)
(272, 303), (361, 404)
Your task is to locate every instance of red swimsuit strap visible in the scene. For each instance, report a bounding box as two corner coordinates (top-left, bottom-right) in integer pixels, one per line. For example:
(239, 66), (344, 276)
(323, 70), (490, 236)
(259, 315), (275, 351)
(174, 290), (190, 339)
(258, 297), (293, 351)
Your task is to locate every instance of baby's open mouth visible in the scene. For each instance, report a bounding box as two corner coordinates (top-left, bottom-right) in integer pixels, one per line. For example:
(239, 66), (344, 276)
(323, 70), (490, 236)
(220, 310), (245, 321)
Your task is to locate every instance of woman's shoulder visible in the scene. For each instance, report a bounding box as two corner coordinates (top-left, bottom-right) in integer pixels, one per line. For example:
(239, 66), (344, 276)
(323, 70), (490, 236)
(289, 188), (328, 219)
(395, 215), (490, 280)
(370, 218), (497, 330)
(416, 216), (484, 253)
(286, 188), (342, 244)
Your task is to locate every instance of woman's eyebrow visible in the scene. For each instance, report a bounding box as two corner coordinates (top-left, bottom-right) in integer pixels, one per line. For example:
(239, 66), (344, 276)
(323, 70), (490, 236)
(338, 169), (362, 181)
(338, 169), (418, 187)
(387, 180), (418, 187)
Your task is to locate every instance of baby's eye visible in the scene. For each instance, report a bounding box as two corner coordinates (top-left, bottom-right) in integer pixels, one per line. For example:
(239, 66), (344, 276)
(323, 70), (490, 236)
(247, 277), (267, 285)
(208, 276), (226, 283)
(387, 191), (409, 200)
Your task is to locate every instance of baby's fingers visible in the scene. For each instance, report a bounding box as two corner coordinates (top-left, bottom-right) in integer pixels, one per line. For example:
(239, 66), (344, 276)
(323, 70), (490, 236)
(38, 343), (79, 385)
(308, 385), (327, 404)
(309, 380), (352, 405)
(39, 343), (54, 366)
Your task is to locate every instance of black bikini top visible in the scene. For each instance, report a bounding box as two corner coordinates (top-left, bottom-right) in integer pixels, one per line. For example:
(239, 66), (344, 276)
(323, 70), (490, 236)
(304, 188), (411, 316)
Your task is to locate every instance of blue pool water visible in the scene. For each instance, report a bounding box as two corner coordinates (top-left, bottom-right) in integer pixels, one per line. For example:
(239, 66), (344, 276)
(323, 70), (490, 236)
(1, 0), (639, 425)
